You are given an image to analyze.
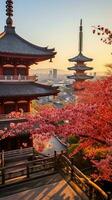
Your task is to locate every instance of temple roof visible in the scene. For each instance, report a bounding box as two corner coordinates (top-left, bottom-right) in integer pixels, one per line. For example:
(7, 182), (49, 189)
(0, 82), (59, 99)
(68, 65), (93, 71)
(69, 53), (93, 63)
(67, 74), (94, 80)
(0, 0), (56, 63)
(0, 26), (56, 61)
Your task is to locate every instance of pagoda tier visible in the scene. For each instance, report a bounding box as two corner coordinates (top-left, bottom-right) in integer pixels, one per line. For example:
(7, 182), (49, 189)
(0, 82), (59, 100)
(67, 74), (94, 81)
(0, 82), (59, 114)
(69, 53), (93, 63)
(67, 19), (93, 86)
(0, 0), (59, 114)
(68, 65), (93, 71)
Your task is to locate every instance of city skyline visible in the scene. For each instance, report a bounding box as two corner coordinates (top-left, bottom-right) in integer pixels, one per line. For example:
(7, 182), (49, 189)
(0, 0), (112, 74)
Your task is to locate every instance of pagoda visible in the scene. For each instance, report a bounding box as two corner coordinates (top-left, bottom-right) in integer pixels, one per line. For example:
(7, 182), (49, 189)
(67, 19), (93, 90)
(0, 0), (59, 114)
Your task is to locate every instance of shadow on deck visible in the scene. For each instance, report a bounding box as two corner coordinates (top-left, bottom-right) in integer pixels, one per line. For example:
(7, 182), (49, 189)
(0, 173), (81, 200)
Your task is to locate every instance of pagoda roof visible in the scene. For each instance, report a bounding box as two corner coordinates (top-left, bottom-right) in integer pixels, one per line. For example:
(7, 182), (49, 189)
(69, 53), (93, 63)
(68, 65), (93, 71)
(0, 26), (56, 61)
(0, 82), (59, 99)
(67, 74), (94, 80)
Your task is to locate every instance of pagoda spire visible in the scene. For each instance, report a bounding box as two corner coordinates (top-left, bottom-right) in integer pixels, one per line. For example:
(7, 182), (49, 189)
(79, 19), (83, 53)
(6, 0), (13, 27)
(67, 19), (94, 90)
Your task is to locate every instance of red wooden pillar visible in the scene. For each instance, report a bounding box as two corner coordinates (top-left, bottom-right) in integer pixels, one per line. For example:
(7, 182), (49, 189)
(14, 66), (17, 76)
(15, 101), (18, 112)
(26, 66), (29, 76)
(0, 102), (4, 114)
(0, 103), (2, 114)
(27, 100), (30, 112)
(0, 66), (3, 75)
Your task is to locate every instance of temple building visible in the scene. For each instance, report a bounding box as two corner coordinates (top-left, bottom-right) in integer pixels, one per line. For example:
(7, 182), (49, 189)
(0, 0), (59, 114)
(67, 19), (94, 90)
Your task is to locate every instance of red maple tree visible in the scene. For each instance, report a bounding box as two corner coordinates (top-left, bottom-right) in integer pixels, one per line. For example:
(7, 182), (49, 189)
(0, 76), (112, 181)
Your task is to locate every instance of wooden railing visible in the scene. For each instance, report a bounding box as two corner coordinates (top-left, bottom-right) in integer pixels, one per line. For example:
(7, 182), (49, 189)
(0, 150), (56, 185)
(0, 112), (30, 120)
(0, 147), (35, 167)
(0, 75), (37, 82)
(0, 149), (109, 200)
(58, 154), (108, 200)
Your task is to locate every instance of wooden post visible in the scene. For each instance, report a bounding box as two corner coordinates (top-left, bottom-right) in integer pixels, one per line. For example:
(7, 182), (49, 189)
(88, 186), (94, 200)
(32, 147), (36, 160)
(1, 150), (4, 167)
(61, 150), (63, 155)
(0, 154), (1, 168)
(54, 151), (57, 172)
(26, 163), (30, 178)
(27, 100), (30, 112)
(71, 157), (74, 181)
(60, 150), (64, 160)
(107, 192), (112, 200)
(2, 168), (5, 184)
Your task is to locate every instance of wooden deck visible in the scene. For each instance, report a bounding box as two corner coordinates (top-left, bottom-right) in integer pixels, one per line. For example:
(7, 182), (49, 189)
(0, 174), (81, 200)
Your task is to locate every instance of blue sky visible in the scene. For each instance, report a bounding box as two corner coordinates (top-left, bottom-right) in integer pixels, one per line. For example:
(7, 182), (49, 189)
(0, 0), (112, 74)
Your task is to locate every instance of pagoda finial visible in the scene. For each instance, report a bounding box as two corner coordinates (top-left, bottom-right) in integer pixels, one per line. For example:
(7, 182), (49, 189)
(6, 0), (13, 27)
(79, 19), (83, 53)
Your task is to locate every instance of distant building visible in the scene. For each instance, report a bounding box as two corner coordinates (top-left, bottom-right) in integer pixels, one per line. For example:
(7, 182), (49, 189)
(49, 70), (52, 79)
(53, 69), (58, 79)
(67, 19), (94, 90)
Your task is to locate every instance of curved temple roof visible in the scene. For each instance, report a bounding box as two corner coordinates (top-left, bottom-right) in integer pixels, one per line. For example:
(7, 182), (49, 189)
(0, 26), (56, 61)
(0, 82), (59, 99)
(0, 0), (56, 62)
(69, 53), (93, 63)
(68, 65), (93, 71)
(67, 74), (94, 80)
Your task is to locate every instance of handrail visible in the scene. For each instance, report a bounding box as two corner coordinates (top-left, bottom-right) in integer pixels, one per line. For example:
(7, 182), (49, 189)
(0, 112), (31, 120)
(0, 75), (37, 82)
(0, 156), (54, 171)
(59, 154), (108, 200)
(73, 165), (107, 199)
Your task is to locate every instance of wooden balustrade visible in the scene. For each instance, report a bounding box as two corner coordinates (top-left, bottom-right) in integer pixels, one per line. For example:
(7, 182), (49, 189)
(0, 153), (56, 185)
(0, 75), (37, 82)
(58, 154), (108, 200)
(0, 112), (30, 120)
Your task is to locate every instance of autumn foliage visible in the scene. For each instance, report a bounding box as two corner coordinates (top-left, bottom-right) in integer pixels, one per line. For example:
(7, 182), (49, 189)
(92, 25), (112, 45)
(0, 76), (112, 181)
